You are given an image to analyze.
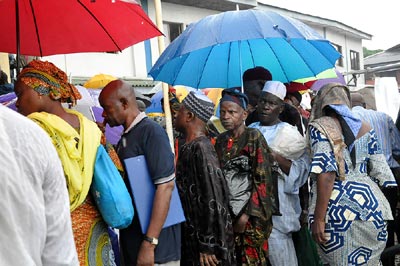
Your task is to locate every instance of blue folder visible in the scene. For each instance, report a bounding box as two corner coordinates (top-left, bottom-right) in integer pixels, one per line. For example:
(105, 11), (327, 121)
(124, 155), (185, 233)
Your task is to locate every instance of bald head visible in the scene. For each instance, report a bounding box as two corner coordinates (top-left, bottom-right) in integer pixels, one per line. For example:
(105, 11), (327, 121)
(101, 80), (137, 104)
(351, 92), (366, 108)
(99, 79), (140, 129)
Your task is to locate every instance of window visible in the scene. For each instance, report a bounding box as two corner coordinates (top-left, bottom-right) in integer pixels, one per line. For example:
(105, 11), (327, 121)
(350, 50), (360, 70)
(331, 43), (343, 67)
(163, 22), (183, 46)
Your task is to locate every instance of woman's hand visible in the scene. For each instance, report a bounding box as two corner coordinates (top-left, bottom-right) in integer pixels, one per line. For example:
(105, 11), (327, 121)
(312, 172), (335, 244)
(311, 220), (328, 244)
(233, 213), (249, 233)
(199, 253), (219, 266)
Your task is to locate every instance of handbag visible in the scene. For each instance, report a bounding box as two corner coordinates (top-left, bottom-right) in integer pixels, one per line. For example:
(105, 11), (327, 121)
(91, 145), (134, 229)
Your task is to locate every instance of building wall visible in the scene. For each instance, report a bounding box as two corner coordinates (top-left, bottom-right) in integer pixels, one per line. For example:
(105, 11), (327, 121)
(146, 1), (220, 62)
(42, 46), (138, 81)
(308, 25), (365, 85)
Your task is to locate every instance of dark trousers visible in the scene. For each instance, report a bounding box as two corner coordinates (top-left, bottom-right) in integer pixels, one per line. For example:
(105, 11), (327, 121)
(381, 167), (400, 266)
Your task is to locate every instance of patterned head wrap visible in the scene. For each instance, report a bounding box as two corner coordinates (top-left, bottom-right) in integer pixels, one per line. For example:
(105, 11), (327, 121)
(182, 91), (214, 123)
(220, 87), (249, 110)
(18, 60), (81, 105)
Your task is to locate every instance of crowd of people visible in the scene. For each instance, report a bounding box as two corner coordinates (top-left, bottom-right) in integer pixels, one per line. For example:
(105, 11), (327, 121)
(0, 60), (399, 266)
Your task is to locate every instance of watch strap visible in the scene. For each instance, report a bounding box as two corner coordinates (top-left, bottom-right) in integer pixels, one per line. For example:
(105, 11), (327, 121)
(143, 235), (158, 245)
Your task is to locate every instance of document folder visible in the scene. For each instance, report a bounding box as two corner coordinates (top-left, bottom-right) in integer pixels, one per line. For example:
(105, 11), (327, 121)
(124, 155), (185, 233)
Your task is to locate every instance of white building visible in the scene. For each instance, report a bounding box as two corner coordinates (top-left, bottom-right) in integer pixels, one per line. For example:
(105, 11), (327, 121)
(41, 0), (371, 90)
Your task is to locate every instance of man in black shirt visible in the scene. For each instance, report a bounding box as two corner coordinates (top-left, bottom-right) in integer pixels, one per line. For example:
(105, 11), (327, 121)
(99, 80), (181, 266)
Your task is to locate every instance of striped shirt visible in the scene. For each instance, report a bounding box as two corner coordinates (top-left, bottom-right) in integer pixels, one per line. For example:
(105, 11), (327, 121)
(352, 106), (400, 168)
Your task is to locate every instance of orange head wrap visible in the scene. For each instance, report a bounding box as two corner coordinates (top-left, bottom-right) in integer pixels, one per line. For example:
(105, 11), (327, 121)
(18, 60), (81, 105)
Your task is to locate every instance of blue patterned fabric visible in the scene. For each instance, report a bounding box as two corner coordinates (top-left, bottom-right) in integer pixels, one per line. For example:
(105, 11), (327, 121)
(308, 125), (396, 265)
(328, 104), (362, 152)
(328, 104), (362, 139)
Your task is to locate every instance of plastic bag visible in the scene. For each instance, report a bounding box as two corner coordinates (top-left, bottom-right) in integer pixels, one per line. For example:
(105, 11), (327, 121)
(269, 124), (306, 160)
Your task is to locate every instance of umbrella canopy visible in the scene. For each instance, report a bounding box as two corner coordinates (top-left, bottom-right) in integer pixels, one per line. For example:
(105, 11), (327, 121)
(286, 68), (346, 93)
(0, 0), (162, 56)
(83, 73), (117, 89)
(149, 9), (341, 89)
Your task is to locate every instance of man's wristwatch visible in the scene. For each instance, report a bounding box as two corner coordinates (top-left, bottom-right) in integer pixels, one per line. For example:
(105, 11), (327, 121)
(143, 235), (158, 246)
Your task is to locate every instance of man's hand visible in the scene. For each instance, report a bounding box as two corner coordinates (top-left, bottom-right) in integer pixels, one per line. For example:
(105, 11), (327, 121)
(233, 213), (249, 233)
(200, 253), (219, 266)
(311, 220), (328, 244)
(137, 241), (155, 266)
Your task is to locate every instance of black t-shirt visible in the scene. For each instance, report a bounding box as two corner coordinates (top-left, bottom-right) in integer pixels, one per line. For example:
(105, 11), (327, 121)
(117, 117), (181, 265)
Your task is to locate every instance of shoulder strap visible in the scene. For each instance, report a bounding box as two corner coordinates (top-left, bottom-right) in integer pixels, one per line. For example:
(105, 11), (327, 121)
(310, 116), (347, 181)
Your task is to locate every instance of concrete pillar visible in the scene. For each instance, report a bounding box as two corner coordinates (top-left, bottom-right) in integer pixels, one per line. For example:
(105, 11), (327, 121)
(0, 53), (11, 83)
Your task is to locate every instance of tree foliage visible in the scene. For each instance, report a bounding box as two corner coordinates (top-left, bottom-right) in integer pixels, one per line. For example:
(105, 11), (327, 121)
(363, 47), (383, 58)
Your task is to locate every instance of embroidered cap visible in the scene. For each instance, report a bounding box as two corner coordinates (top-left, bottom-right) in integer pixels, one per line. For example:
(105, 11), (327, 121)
(182, 91), (214, 123)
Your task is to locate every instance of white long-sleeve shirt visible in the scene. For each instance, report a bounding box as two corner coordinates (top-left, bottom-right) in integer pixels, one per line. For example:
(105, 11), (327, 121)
(0, 105), (78, 266)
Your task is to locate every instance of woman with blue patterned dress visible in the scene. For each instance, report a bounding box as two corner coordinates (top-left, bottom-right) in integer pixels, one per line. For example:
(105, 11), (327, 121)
(308, 83), (397, 265)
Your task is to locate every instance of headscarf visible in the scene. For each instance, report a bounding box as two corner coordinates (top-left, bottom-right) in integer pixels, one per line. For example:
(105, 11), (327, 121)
(309, 83), (352, 121)
(29, 109), (101, 211)
(18, 60), (81, 106)
(220, 87), (249, 110)
(309, 83), (362, 167)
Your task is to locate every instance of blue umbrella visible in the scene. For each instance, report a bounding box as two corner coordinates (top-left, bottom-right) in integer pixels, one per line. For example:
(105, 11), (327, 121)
(146, 90), (164, 114)
(149, 9), (341, 89)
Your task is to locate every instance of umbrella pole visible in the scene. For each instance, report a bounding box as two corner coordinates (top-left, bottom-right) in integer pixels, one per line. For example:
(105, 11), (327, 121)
(239, 40), (244, 92)
(154, 0), (175, 153)
(15, 0), (21, 76)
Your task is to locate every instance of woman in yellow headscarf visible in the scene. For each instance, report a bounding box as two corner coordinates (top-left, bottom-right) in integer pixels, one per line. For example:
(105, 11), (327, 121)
(14, 60), (116, 266)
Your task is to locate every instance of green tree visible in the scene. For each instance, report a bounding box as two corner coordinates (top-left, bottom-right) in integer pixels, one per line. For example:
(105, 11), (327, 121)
(363, 47), (383, 58)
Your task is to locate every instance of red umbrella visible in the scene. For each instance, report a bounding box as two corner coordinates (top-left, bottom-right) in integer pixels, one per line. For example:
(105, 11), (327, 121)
(0, 0), (162, 57)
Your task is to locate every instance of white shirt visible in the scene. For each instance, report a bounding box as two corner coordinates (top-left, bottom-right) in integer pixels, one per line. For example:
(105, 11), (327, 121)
(0, 105), (78, 266)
